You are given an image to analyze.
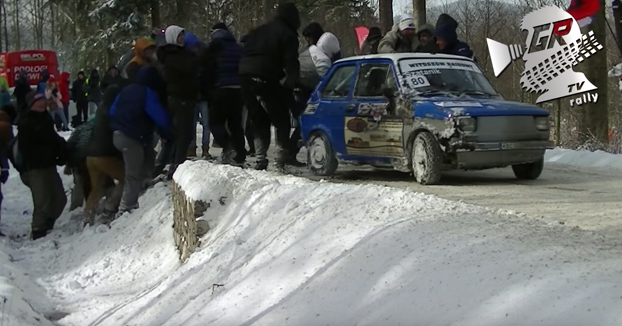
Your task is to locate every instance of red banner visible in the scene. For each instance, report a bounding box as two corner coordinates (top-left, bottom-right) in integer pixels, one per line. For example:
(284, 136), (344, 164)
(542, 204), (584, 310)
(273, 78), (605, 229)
(354, 26), (369, 51)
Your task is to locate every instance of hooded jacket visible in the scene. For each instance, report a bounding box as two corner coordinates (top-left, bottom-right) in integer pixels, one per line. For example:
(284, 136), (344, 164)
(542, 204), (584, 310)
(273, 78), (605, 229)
(435, 14), (474, 59)
(309, 32), (340, 77)
(378, 24), (420, 54)
(239, 2), (301, 88)
(84, 69), (102, 102)
(72, 73), (87, 103)
(157, 26), (199, 101)
(125, 38), (157, 83)
(205, 29), (243, 89)
(101, 65), (125, 91)
(109, 66), (172, 145)
(59, 72), (71, 104)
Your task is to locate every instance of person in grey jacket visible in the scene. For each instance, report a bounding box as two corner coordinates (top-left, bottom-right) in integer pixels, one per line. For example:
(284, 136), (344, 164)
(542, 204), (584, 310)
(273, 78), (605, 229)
(378, 15), (420, 53)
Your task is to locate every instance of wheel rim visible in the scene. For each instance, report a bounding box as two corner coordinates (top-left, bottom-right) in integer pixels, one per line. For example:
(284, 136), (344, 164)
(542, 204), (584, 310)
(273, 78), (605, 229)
(309, 137), (328, 170)
(413, 138), (427, 180)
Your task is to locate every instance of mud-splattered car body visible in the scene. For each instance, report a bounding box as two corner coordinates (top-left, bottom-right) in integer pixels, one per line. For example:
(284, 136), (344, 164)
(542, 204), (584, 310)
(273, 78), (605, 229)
(300, 53), (554, 184)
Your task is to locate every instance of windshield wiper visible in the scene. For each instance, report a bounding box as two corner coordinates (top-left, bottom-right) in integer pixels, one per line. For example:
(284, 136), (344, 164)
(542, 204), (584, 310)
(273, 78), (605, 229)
(416, 89), (455, 96)
(459, 90), (494, 97)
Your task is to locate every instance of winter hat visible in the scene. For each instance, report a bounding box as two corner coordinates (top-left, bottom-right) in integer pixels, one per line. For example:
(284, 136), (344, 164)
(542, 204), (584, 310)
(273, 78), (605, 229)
(417, 24), (435, 36)
(165, 25), (185, 46)
(211, 22), (228, 31)
(276, 2), (301, 30)
(302, 22), (325, 44)
(435, 13), (459, 44)
(398, 15), (416, 31)
(184, 33), (199, 50)
(368, 27), (382, 39)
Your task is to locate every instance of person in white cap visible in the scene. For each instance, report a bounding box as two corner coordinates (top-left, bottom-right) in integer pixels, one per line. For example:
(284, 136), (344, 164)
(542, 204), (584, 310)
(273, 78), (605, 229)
(378, 15), (420, 53)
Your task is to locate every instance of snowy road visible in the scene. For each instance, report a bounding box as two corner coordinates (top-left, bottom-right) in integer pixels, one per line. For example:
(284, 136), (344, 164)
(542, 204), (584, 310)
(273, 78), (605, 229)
(310, 163), (622, 235)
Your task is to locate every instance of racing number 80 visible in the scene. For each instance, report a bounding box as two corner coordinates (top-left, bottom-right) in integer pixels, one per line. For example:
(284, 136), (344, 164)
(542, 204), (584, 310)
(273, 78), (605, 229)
(409, 76), (430, 88)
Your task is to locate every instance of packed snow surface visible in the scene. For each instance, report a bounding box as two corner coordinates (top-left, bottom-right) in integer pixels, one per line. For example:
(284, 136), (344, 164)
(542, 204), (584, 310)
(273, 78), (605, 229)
(1, 149), (622, 325)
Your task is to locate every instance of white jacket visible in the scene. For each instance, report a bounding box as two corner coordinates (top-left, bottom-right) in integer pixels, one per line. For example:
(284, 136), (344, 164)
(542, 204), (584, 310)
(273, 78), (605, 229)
(309, 32), (340, 77)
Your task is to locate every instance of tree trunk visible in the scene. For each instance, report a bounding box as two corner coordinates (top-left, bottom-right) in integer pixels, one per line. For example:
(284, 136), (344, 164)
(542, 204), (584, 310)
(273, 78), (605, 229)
(176, 0), (189, 27)
(263, 0), (273, 22)
(150, 0), (161, 28)
(379, 0), (393, 34)
(584, 0), (609, 144)
(12, 0), (19, 49)
(412, 0), (426, 29)
(612, 0), (622, 57)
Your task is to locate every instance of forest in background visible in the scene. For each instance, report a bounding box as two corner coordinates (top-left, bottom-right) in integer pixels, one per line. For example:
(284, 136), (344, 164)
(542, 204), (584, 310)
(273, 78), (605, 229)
(0, 0), (619, 151)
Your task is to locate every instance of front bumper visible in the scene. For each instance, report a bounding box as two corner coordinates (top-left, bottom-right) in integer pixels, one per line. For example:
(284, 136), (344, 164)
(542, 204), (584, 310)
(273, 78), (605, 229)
(446, 139), (555, 169)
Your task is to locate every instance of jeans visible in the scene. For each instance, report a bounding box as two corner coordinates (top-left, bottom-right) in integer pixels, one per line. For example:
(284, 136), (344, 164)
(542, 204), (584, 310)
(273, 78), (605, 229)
(113, 131), (155, 211)
(88, 101), (100, 119)
(49, 109), (69, 130)
(190, 101), (210, 148)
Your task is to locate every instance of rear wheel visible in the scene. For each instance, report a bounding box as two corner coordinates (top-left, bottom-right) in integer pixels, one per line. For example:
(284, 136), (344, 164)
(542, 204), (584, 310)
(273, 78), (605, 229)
(307, 132), (338, 176)
(411, 131), (443, 185)
(512, 158), (544, 180)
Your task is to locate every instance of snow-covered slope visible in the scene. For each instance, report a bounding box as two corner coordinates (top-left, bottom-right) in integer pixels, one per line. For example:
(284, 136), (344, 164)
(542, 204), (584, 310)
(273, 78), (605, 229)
(2, 159), (622, 325)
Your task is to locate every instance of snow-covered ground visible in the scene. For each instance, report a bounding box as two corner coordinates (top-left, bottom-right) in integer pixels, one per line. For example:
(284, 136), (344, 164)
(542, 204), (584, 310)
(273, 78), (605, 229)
(545, 148), (622, 170)
(1, 147), (622, 325)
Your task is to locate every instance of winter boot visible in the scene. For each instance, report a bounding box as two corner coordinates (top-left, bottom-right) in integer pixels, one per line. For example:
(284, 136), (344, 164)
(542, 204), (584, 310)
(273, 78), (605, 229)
(254, 159), (269, 170)
(202, 146), (213, 160)
(187, 147), (197, 158)
(31, 229), (48, 240)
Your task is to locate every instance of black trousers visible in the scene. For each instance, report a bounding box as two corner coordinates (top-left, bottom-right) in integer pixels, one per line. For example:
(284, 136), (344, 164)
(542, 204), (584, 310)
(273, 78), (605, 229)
(76, 101), (88, 122)
(240, 75), (292, 164)
(287, 88), (312, 157)
(208, 88), (246, 163)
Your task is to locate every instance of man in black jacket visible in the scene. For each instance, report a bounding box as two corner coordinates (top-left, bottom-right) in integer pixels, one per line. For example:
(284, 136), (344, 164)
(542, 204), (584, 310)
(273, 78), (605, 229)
(157, 25), (199, 175)
(14, 92), (68, 240)
(72, 71), (88, 125)
(239, 2), (301, 171)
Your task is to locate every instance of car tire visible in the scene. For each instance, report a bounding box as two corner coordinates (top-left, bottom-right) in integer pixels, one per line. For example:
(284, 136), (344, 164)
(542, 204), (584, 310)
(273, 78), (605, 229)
(512, 158), (544, 180)
(411, 131), (443, 185)
(307, 131), (338, 176)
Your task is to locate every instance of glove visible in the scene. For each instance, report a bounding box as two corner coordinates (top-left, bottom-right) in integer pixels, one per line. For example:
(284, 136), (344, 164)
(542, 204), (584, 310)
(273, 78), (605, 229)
(1, 169), (8, 184)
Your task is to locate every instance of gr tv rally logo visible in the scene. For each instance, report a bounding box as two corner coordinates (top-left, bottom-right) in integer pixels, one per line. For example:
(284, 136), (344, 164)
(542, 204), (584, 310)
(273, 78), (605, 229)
(486, 5), (603, 106)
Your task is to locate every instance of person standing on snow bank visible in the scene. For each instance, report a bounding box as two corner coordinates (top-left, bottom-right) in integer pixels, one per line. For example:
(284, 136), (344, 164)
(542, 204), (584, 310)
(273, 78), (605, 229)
(434, 14), (475, 60)
(84, 69), (102, 119)
(10, 92), (67, 240)
(110, 66), (172, 216)
(72, 71), (89, 125)
(59, 72), (71, 129)
(202, 24), (246, 166)
(238, 34), (255, 157)
(157, 25), (199, 177)
(36, 69), (50, 94)
(13, 72), (31, 120)
(45, 76), (70, 131)
(186, 32), (213, 160)
(378, 15), (420, 53)
(239, 2), (301, 171)
(124, 38), (157, 83)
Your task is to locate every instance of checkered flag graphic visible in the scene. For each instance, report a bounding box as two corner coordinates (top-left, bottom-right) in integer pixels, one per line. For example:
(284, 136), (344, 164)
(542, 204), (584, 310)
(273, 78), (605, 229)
(521, 30), (604, 93)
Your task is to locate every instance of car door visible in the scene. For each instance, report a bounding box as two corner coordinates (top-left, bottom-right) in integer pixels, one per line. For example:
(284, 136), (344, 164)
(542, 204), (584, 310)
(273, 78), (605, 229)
(311, 64), (358, 157)
(346, 61), (404, 158)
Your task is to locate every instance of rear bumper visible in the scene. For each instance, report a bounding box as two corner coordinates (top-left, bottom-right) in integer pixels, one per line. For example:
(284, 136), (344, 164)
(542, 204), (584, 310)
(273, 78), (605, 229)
(447, 140), (554, 169)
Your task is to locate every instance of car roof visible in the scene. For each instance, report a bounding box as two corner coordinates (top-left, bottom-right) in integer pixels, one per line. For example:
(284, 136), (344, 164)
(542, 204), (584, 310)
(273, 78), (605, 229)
(335, 53), (474, 64)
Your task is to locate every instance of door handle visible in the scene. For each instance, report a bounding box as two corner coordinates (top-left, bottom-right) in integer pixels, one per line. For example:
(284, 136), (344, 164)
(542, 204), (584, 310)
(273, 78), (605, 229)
(345, 104), (355, 112)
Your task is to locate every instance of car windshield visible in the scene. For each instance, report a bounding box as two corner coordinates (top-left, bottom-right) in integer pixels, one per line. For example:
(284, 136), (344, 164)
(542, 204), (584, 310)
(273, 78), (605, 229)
(397, 58), (500, 97)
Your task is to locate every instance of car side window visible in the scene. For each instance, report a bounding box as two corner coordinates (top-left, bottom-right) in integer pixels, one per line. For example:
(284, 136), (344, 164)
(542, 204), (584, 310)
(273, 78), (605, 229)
(320, 65), (356, 98)
(354, 63), (399, 97)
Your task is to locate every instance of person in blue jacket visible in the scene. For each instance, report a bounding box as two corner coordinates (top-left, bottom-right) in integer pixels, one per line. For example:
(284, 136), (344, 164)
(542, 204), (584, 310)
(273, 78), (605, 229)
(109, 65), (172, 215)
(434, 13), (476, 61)
(36, 69), (50, 94)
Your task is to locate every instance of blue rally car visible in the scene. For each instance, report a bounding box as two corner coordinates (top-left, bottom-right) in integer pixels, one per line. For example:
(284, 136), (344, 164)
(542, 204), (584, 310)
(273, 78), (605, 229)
(300, 53), (555, 185)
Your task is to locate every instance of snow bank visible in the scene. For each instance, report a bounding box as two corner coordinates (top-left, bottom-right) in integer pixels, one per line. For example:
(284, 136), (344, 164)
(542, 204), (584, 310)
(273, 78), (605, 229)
(4, 161), (622, 326)
(545, 148), (622, 170)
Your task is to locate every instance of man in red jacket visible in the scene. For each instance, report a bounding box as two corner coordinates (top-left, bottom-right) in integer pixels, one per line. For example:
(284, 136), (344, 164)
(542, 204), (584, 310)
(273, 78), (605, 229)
(59, 72), (71, 129)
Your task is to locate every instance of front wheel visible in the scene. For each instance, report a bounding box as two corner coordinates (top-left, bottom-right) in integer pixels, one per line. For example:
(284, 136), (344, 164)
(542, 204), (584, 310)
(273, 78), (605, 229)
(307, 132), (338, 176)
(411, 131), (443, 185)
(512, 158), (544, 180)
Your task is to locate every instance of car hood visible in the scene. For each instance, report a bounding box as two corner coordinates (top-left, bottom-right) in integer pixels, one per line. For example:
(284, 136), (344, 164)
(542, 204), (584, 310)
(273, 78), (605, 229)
(410, 96), (549, 119)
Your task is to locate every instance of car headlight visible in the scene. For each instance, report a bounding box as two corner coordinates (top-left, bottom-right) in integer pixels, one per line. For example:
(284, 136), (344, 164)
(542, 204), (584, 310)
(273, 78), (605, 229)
(535, 116), (549, 131)
(458, 117), (477, 132)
